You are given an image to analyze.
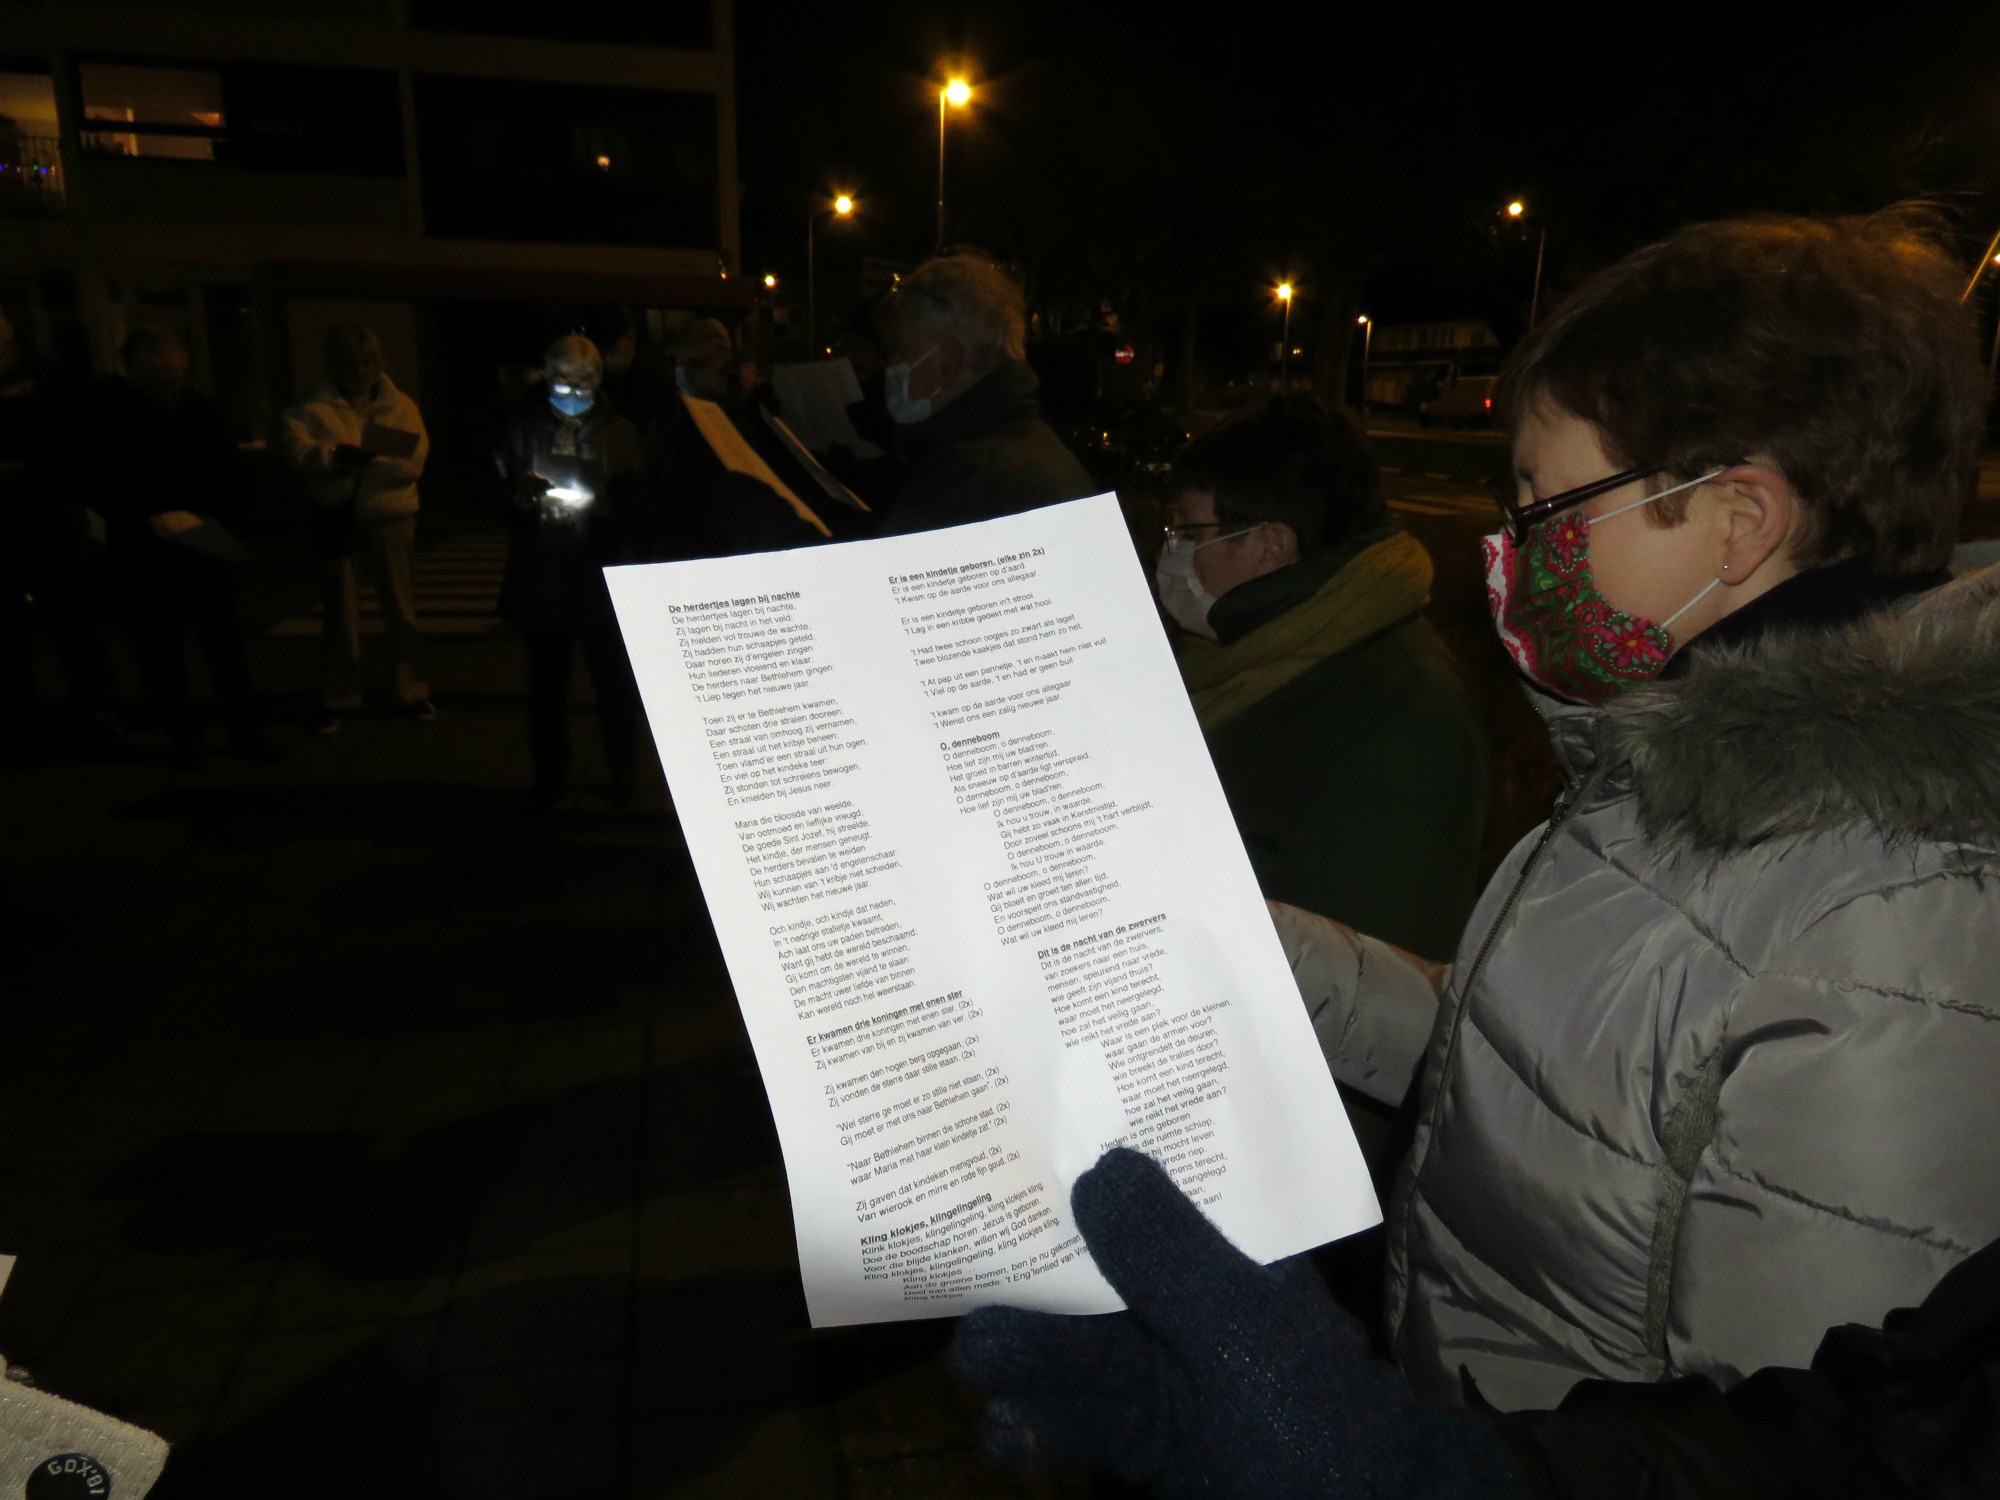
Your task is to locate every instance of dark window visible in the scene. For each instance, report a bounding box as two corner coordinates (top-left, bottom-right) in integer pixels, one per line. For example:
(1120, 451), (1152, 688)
(77, 59), (403, 175)
(408, 0), (710, 48)
(217, 64), (402, 174)
(413, 75), (718, 249)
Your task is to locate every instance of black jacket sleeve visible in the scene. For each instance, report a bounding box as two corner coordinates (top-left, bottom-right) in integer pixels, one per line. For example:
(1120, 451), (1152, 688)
(1488, 1236), (2000, 1500)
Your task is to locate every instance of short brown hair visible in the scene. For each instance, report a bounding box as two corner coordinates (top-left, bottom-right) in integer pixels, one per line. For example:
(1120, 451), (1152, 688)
(1173, 395), (1383, 559)
(1495, 211), (1986, 575)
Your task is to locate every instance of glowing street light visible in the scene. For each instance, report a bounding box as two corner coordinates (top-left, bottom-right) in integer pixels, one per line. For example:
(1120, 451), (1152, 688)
(763, 273), (777, 289)
(1276, 282), (1295, 391)
(808, 191), (857, 356)
(938, 75), (973, 250)
(1507, 199), (1548, 329)
(1356, 313), (1374, 413)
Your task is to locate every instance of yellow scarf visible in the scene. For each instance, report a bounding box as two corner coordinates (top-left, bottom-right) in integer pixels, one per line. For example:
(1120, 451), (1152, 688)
(1177, 530), (1434, 732)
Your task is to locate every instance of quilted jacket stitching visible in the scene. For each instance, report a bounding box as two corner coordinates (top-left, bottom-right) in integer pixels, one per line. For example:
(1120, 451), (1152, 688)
(1706, 1153), (1978, 1257)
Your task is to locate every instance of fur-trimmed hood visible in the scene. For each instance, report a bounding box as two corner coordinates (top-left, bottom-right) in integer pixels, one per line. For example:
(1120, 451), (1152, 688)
(1561, 562), (2000, 852)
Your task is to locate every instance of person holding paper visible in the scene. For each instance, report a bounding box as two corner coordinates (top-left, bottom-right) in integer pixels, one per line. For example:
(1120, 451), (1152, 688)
(485, 335), (643, 809)
(874, 253), (1094, 535)
(87, 326), (269, 769)
(955, 1149), (2000, 1498)
(279, 324), (433, 731)
(635, 321), (832, 562)
(955, 214), (2000, 1482)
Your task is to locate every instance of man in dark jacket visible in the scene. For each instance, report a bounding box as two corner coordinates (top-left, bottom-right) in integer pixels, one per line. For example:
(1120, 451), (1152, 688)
(874, 253), (1094, 535)
(88, 326), (266, 768)
(485, 335), (643, 808)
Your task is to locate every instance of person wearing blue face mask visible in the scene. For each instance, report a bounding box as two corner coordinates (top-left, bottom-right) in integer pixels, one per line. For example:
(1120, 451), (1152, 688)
(485, 335), (645, 809)
(874, 252), (1094, 535)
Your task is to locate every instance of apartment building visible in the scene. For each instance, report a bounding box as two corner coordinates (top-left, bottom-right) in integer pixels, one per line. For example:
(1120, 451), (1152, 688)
(0, 0), (743, 442)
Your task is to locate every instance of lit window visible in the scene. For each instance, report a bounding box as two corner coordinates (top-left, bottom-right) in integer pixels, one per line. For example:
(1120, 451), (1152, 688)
(80, 63), (226, 161)
(0, 72), (64, 213)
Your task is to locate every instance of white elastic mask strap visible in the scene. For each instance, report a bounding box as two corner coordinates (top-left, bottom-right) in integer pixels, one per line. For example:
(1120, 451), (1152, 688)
(1586, 466), (1728, 527)
(1196, 523), (1264, 553)
(1659, 576), (1723, 632)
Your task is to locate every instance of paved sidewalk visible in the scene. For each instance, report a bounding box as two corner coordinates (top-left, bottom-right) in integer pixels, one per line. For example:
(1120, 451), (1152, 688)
(1, 536), (1088, 1498)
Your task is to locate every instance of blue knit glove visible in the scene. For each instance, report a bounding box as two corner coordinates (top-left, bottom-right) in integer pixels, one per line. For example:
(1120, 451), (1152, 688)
(951, 1148), (1526, 1498)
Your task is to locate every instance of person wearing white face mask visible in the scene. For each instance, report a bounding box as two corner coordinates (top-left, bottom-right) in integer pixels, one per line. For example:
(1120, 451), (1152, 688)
(873, 252), (1093, 535)
(1160, 397), (1489, 1211)
(1161, 396), (1487, 964)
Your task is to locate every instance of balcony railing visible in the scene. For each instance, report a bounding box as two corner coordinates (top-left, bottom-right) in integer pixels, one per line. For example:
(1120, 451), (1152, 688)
(0, 135), (65, 217)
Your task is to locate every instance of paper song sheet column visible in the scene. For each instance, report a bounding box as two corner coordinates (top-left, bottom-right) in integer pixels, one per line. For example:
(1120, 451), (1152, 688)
(607, 494), (1377, 1326)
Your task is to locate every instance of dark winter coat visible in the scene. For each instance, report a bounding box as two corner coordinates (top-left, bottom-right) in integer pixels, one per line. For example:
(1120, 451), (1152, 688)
(1191, 527), (1488, 963)
(876, 360), (1094, 535)
(87, 379), (247, 554)
(485, 402), (639, 632)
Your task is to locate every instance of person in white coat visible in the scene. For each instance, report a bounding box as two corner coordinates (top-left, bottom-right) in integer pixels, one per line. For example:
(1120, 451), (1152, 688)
(280, 324), (432, 729)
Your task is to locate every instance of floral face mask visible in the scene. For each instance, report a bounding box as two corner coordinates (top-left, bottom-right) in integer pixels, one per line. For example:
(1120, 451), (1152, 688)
(1479, 471), (1724, 705)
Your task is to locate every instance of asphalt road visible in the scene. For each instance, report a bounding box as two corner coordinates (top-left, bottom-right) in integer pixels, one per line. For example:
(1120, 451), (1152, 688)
(1369, 427), (1512, 494)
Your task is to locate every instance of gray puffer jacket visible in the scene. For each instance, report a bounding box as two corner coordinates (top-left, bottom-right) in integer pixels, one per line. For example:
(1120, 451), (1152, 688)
(1286, 562), (2000, 1414)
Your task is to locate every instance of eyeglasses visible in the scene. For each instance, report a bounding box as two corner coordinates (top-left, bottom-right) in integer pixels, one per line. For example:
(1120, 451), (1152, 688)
(1486, 464), (1660, 543)
(1160, 520), (1264, 544)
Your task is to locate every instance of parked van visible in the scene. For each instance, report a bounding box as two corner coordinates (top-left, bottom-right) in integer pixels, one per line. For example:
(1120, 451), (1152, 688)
(1418, 374), (1499, 429)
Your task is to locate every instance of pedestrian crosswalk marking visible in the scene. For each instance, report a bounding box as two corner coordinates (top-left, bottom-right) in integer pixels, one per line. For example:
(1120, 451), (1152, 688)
(268, 531), (507, 638)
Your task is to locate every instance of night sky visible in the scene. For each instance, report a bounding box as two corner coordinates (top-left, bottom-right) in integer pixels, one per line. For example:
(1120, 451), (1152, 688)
(735, 2), (2000, 354)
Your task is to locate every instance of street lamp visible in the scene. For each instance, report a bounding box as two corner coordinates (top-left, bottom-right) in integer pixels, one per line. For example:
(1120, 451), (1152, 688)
(1356, 313), (1373, 413)
(938, 76), (972, 250)
(1276, 282), (1294, 392)
(1508, 199), (1548, 330)
(808, 192), (856, 357)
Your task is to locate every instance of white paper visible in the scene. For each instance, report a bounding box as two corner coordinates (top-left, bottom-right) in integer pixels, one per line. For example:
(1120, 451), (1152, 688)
(760, 405), (871, 512)
(682, 395), (833, 540)
(606, 495), (1377, 1327)
(772, 357), (883, 459)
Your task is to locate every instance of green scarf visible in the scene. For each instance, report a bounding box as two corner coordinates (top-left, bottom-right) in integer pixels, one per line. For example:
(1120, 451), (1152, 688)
(1177, 529), (1434, 732)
